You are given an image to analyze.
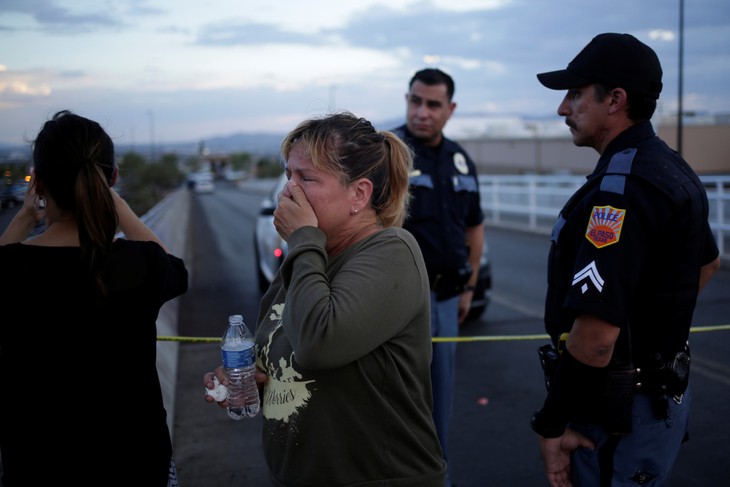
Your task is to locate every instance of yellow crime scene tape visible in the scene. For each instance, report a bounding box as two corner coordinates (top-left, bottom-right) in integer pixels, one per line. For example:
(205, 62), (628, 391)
(157, 323), (730, 344)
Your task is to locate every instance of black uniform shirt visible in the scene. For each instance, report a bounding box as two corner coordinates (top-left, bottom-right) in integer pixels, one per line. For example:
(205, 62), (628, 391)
(395, 125), (484, 279)
(545, 121), (719, 361)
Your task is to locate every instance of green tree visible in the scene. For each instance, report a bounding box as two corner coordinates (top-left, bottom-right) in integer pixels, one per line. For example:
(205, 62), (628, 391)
(229, 152), (254, 172)
(183, 154), (202, 173)
(255, 156), (284, 178)
(117, 151), (184, 215)
(118, 152), (147, 188)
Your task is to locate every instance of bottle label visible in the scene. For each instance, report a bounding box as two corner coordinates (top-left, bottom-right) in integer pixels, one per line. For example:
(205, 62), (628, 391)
(221, 340), (255, 368)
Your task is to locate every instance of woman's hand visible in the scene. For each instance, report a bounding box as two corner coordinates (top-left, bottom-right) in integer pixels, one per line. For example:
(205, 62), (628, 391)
(255, 368), (269, 388)
(273, 180), (317, 241)
(203, 367), (229, 409)
(17, 171), (45, 225)
(203, 366), (269, 409)
(112, 190), (170, 252)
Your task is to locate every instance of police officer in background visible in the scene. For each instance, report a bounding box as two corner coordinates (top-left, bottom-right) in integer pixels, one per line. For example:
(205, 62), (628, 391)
(530, 33), (721, 487)
(393, 67), (484, 487)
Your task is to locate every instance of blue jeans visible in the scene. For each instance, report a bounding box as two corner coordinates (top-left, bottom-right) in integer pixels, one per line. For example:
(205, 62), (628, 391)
(570, 386), (691, 486)
(430, 292), (459, 486)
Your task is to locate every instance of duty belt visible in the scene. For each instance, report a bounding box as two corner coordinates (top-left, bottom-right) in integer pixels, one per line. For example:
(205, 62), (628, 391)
(635, 346), (691, 400)
(428, 265), (471, 300)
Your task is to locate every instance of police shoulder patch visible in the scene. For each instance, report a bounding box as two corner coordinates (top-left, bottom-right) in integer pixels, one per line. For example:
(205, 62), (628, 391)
(585, 205), (626, 248)
(453, 152), (468, 174)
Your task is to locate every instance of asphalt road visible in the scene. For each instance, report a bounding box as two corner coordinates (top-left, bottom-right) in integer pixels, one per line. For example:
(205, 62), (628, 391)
(170, 181), (730, 487)
(2, 182), (728, 486)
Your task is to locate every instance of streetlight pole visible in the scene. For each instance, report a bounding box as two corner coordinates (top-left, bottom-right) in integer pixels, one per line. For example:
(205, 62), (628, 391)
(677, 0), (684, 155)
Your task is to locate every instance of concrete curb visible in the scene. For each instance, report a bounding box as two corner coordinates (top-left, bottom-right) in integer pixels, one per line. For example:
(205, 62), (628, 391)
(144, 187), (191, 439)
(149, 179), (269, 439)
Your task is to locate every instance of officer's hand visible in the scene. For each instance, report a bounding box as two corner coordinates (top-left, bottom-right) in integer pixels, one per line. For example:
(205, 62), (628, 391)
(457, 290), (472, 324)
(537, 428), (595, 487)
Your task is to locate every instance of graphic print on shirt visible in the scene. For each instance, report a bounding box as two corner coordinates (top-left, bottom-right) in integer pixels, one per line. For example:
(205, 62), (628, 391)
(585, 205), (626, 248)
(572, 260), (605, 294)
(260, 302), (314, 423)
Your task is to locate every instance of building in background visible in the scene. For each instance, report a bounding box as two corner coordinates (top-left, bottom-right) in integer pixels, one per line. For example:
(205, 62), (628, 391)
(448, 113), (730, 176)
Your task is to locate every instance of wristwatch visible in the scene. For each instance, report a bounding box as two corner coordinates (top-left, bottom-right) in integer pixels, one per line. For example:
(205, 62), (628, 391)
(464, 285), (476, 293)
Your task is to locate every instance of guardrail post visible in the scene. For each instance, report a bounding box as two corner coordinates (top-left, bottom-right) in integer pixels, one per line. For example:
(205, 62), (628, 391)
(528, 177), (537, 230)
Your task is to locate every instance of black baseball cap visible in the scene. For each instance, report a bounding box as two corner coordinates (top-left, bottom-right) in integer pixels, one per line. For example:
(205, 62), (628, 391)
(537, 33), (663, 99)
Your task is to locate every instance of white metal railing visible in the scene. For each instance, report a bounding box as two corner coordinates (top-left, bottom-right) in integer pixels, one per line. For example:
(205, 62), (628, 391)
(479, 174), (730, 261)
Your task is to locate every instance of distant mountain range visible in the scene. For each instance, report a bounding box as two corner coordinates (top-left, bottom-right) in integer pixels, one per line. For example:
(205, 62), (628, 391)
(150, 131), (287, 158)
(0, 131), (288, 162)
(0, 117), (408, 162)
(3, 112), (725, 163)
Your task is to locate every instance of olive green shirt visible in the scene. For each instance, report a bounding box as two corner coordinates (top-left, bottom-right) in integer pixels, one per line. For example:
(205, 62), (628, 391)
(255, 225), (446, 486)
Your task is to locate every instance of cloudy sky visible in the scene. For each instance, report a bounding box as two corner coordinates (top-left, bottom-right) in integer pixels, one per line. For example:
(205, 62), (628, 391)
(1, 0), (728, 147)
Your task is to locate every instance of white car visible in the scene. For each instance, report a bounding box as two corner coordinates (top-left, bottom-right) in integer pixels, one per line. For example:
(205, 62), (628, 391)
(191, 172), (215, 194)
(253, 175), (288, 292)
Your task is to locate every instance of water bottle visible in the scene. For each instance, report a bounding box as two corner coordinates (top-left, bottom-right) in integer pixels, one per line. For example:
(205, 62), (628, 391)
(221, 314), (260, 419)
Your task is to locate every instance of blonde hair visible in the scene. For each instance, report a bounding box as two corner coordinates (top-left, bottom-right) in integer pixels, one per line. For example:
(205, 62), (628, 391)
(281, 111), (413, 227)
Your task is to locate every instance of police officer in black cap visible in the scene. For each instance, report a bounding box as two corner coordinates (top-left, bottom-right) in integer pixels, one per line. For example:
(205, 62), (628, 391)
(530, 33), (721, 487)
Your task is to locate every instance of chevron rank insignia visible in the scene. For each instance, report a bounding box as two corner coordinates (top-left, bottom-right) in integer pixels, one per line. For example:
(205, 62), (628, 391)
(572, 261), (604, 294)
(586, 205), (625, 248)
